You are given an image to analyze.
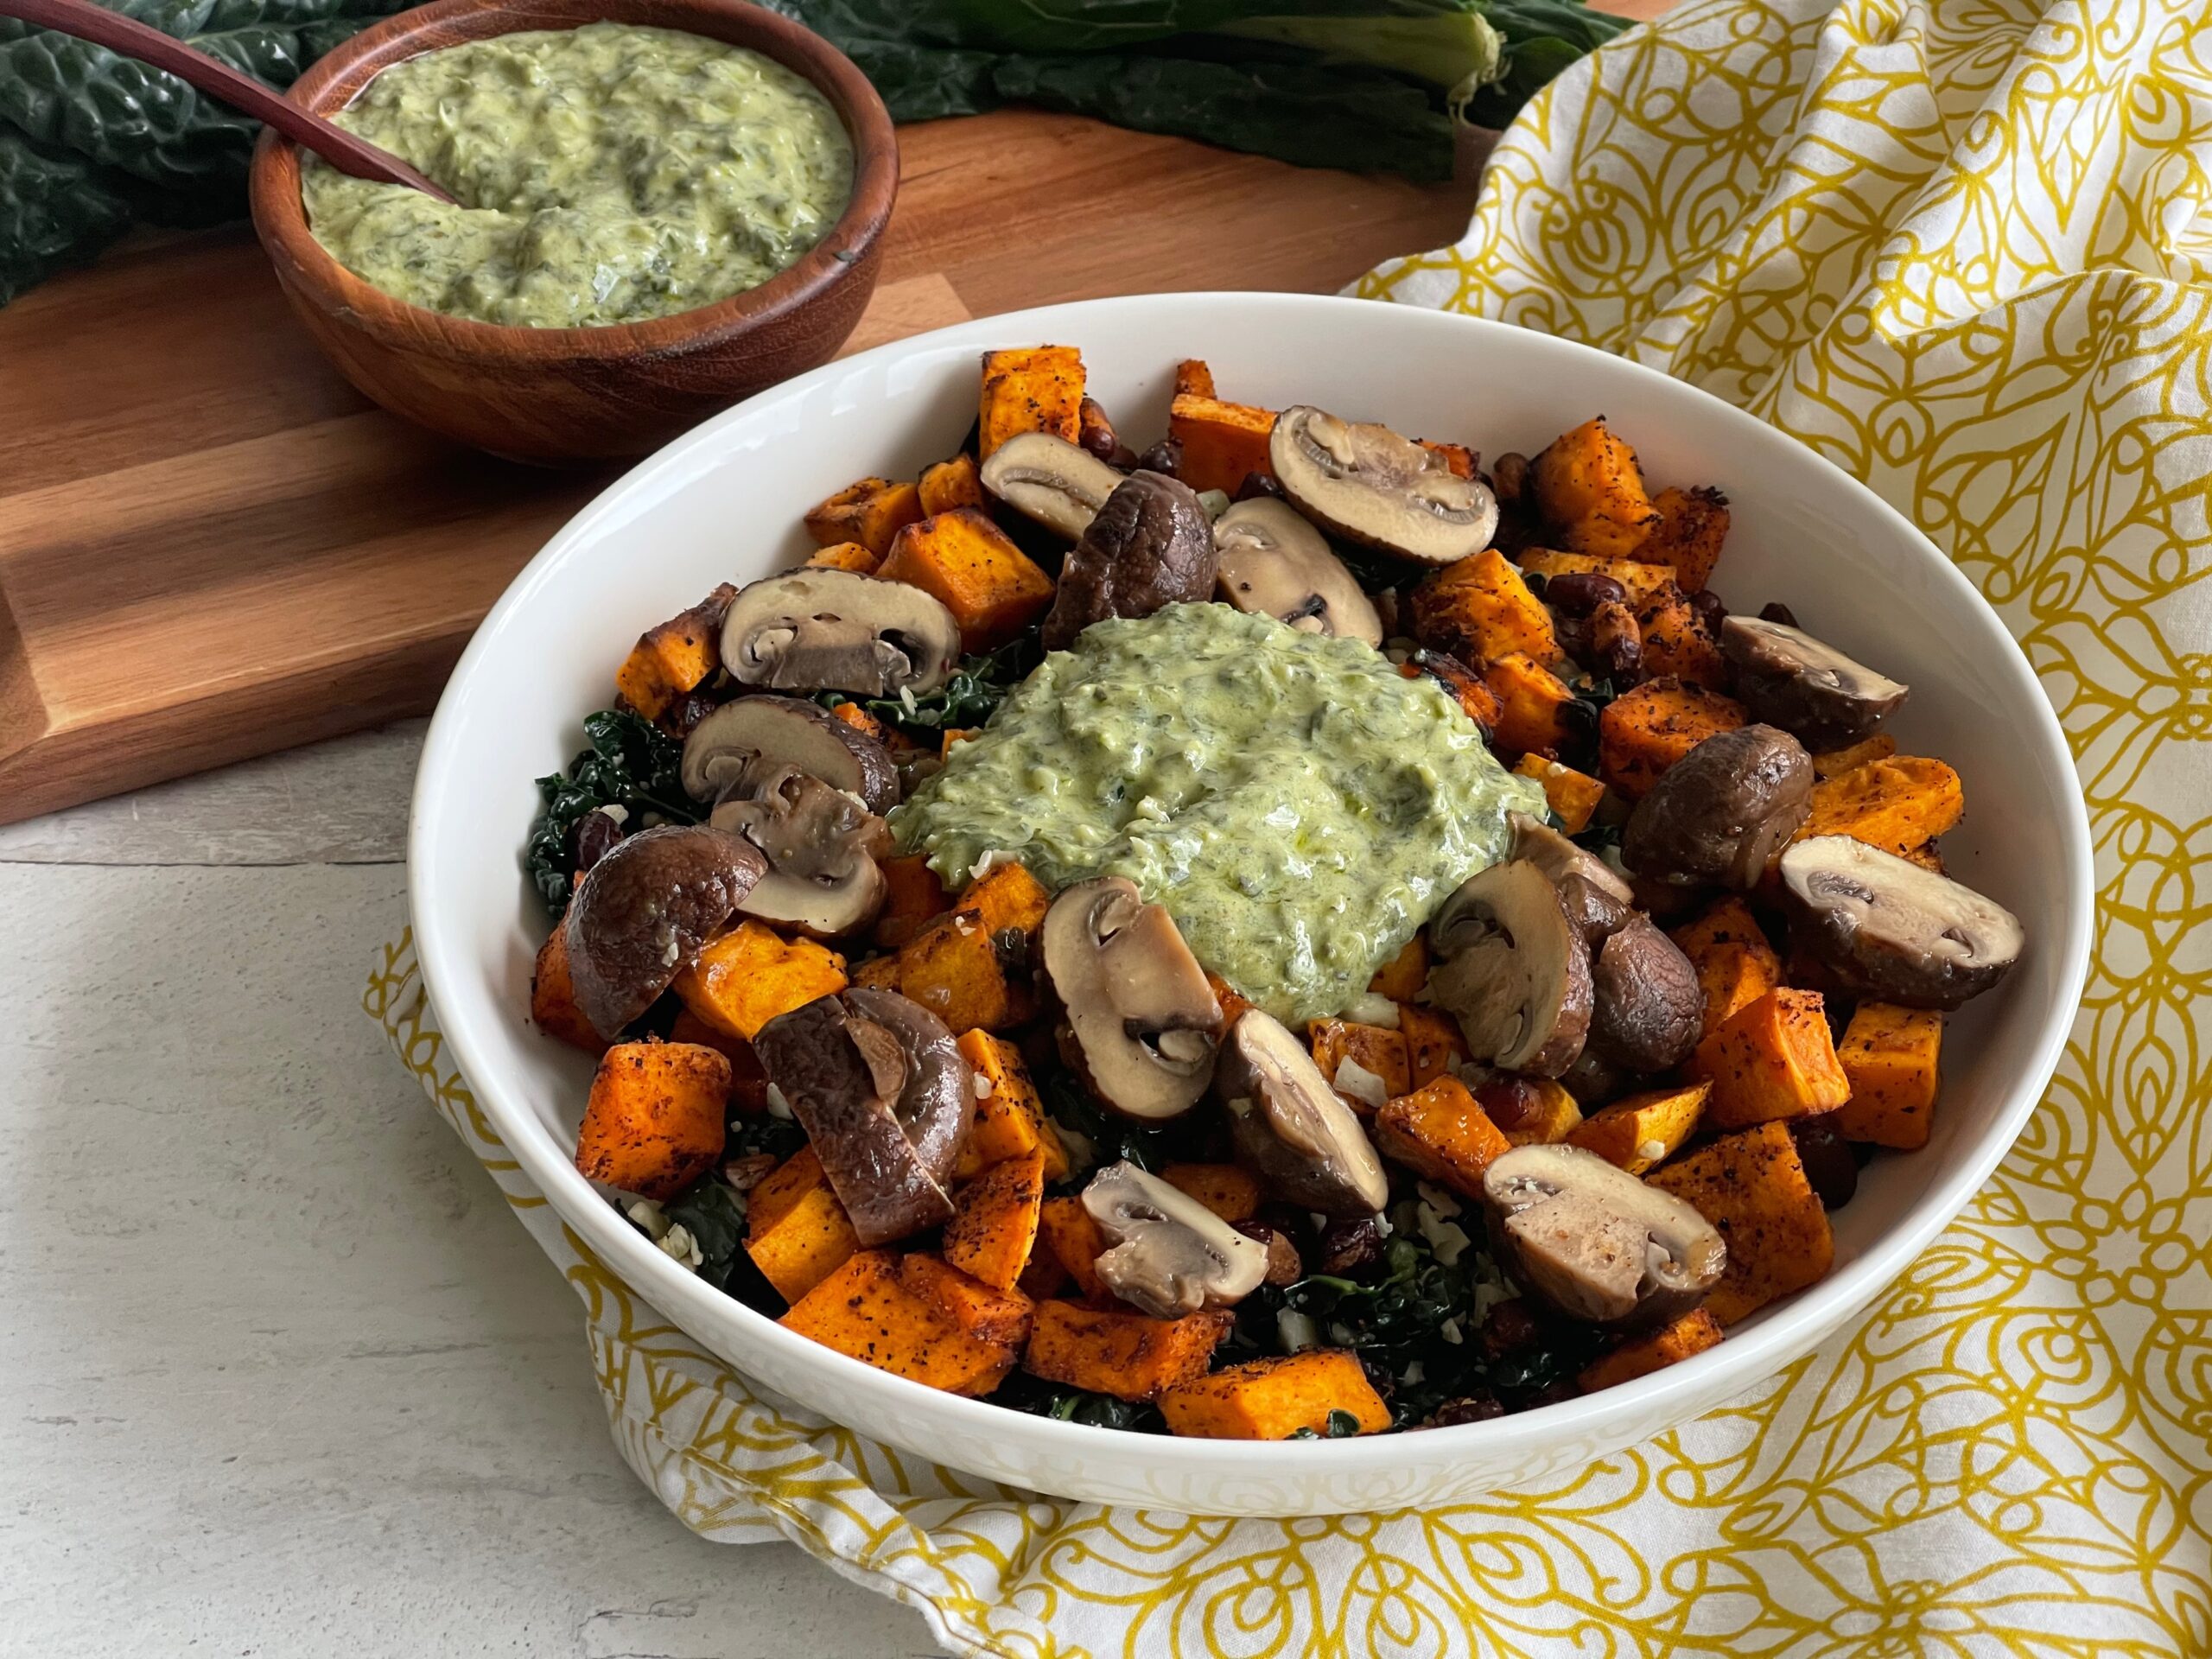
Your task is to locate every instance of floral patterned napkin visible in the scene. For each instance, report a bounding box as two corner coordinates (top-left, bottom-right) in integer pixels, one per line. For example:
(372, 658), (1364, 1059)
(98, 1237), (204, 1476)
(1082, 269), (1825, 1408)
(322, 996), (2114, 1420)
(367, 0), (2212, 1649)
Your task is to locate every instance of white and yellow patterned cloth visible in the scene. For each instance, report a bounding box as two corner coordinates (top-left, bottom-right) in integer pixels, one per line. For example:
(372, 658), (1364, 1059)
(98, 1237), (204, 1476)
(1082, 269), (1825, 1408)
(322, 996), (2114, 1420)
(366, 0), (2212, 1649)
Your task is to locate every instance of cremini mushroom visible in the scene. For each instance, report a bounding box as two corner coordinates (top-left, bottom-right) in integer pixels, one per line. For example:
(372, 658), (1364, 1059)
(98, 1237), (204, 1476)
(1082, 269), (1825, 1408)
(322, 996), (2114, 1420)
(1040, 472), (1217, 651)
(1081, 1160), (1269, 1318)
(1778, 835), (2024, 1008)
(978, 430), (1127, 539)
(680, 694), (900, 813)
(1586, 915), (1705, 1074)
(1211, 497), (1384, 646)
(709, 765), (892, 938)
(751, 988), (970, 1245)
(1217, 1009), (1390, 1217)
(1268, 405), (1498, 566)
(1427, 859), (1592, 1077)
(719, 569), (960, 698)
(1040, 877), (1223, 1120)
(1621, 724), (1814, 889)
(561, 823), (766, 1039)
(1721, 615), (1909, 749)
(1480, 1143), (1726, 1329)
(1509, 812), (1632, 947)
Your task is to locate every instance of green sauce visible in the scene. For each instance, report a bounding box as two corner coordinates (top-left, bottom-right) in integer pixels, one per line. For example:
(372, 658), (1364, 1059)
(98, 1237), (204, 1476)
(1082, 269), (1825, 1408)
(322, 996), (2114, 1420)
(302, 23), (853, 328)
(892, 605), (1547, 1025)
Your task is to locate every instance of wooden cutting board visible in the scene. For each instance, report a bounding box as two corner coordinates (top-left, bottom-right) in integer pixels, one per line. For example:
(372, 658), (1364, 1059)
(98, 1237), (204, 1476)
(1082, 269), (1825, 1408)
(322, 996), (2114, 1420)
(0, 14), (1658, 826)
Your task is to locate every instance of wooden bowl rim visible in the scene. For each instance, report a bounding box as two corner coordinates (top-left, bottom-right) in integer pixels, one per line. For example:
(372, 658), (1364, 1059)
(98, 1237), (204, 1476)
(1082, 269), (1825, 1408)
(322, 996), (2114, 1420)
(248, 0), (898, 365)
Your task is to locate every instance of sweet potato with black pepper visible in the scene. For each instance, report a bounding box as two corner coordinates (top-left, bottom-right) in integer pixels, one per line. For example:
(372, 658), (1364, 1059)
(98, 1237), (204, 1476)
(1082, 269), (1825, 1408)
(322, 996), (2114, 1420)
(958, 861), (1052, 940)
(804, 477), (925, 556)
(1512, 754), (1605, 834)
(667, 1009), (770, 1113)
(871, 855), (952, 950)
(1309, 1019), (1410, 1112)
(1564, 1081), (1708, 1174)
(531, 925), (607, 1053)
(1669, 897), (1783, 1039)
(1797, 755), (1964, 857)
(574, 1041), (729, 1200)
(954, 1029), (1071, 1180)
(876, 508), (1055, 652)
(1173, 359), (1217, 398)
(1410, 550), (1560, 665)
(1160, 1163), (1263, 1223)
(1635, 485), (1731, 592)
(980, 346), (1084, 458)
(899, 1254), (1035, 1349)
(1022, 1300), (1231, 1401)
(1402, 652), (1501, 734)
(745, 1146), (860, 1303)
(1168, 393), (1277, 494)
(1396, 1002), (1466, 1087)
(805, 541), (880, 575)
(1836, 1001), (1943, 1148)
(918, 452), (987, 516)
(1648, 1122), (1834, 1325)
(1035, 1197), (1109, 1300)
(1694, 988), (1851, 1128)
(1810, 733), (1897, 779)
(1373, 1076), (1511, 1198)
(1598, 677), (1748, 798)
(1529, 418), (1662, 555)
(1483, 652), (1578, 757)
(674, 920), (847, 1042)
(852, 906), (1034, 1033)
(943, 1149), (1046, 1291)
(1367, 934), (1429, 1001)
(1635, 583), (1728, 688)
(1578, 1307), (1723, 1390)
(1516, 548), (1679, 608)
(779, 1250), (1019, 1395)
(1159, 1351), (1391, 1440)
(613, 583), (737, 720)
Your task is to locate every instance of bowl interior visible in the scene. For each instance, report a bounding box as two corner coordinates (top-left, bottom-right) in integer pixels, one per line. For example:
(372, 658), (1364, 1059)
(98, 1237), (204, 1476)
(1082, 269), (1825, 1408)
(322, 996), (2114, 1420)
(410, 292), (2089, 1513)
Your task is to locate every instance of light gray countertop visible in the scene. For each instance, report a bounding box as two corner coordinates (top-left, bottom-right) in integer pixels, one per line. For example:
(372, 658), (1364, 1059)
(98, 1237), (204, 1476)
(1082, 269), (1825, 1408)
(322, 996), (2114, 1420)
(1, 725), (933, 1656)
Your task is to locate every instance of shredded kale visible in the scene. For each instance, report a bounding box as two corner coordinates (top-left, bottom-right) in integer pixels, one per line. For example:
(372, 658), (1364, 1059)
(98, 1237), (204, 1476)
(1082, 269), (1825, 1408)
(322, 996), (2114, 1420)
(815, 633), (1044, 741)
(662, 1180), (747, 1289)
(727, 1110), (808, 1164)
(989, 1370), (1165, 1432)
(1039, 1067), (1213, 1180)
(1287, 1408), (1367, 1440)
(524, 709), (701, 914)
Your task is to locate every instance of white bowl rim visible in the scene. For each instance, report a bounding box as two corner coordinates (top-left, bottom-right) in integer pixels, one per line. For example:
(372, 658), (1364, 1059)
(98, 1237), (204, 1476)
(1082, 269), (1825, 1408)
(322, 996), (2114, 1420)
(409, 290), (2094, 1481)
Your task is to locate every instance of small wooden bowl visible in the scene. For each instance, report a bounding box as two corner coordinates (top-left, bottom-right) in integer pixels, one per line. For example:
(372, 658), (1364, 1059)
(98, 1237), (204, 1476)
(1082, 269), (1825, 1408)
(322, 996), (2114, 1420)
(249, 0), (897, 464)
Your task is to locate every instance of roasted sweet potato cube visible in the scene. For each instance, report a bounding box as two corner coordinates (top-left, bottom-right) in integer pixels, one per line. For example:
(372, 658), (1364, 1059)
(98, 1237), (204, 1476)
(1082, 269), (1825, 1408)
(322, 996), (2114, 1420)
(1161, 1163), (1263, 1223)
(872, 854), (953, 950)
(1036, 1197), (1109, 1300)
(918, 452), (986, 516)
(1159, 1351), (1390, 1440)
(1798, 756), (1964, 857)
(531, 925), (607, 1052)
(941, 728), (978, 754)
(1421, 440), (1478, 479)
(1397, 1003), (1466, 1087)
(1368, 935), (1430, 1001)
(1483, 652), (1578, 757)
(1564, 1082), (1708, 1173)
(1648, 1122), (1834, 1325)
(943, 1149), (1046, 1291)
(675, 921), (847, 1042)
(1309, 1020), (1411, 1112)
(1512, 754), (1605, 834)
(827, 701), (891, 746)
(1173, 359), (1217, 398)
(1696, 989), (1851, 1128)
(1635, 485), (1730, 592)
(667, 1008), (770, 1113)
(1530, 417), (1661, 555)
(1811, 734), (1897, 779)
(851, 907), (1032, 1033)
(876, 508), (1055, 652)
(1578, 1307), (1724, 1391)
(805, 540), (880, 575)
(1168, 393), (1278, 495)
(980, 346), (1084, 459)
(779, 1250), (1017, 1395)
(574, 1041), (729, 1200)
(1635, 583), (1728, 689)
(1410, 550), (1560, 666)
(745, 1146), (860, 1303)
(1669, 897), (1783, 1039)
(1598, 677), (1748, 798)
(958, 861), (1051, 940)
(1022, 1300), (1231, 1401)
(954, 1030), (1071, 1180)
(899, 1254), (1035, 1348)
(1515, 549), (1680, 607)
(1374, 1076), (1510, 1198)
(1501, 1079), (1585, 1146)
(804, 476), (925, 556)
(613, 582), (737, 720)
(1402, 651), (1500, 733)
(1206, 973), (1257, 1028)
(1015, 1246), (1071, 1300)
(1837, 1002), (1942, 1148)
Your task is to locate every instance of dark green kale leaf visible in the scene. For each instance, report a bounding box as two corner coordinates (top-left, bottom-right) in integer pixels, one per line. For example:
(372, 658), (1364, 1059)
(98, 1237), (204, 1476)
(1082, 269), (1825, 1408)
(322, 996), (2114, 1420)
(524, 708), (701, 915)
(988, 1369), (1166, 1432)
(662, 1179), (747, 1289)
(817, 632), (1043, 741)
(0, 131), (135, 302)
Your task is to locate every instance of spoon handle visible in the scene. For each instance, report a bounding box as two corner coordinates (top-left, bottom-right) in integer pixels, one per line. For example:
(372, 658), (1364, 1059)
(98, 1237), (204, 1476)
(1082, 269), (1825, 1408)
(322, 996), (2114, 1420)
(0, 0), (456, 204)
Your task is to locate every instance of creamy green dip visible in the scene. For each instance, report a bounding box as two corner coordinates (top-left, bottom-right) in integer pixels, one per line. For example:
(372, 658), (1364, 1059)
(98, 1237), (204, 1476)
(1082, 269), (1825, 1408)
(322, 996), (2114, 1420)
(302, 24), (853, 328)
(892, 604), (1546, 1025)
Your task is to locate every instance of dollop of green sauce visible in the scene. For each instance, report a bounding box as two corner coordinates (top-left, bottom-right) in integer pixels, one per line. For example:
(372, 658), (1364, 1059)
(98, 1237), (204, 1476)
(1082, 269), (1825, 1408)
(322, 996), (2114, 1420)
(302, 24), (853, 328)
(892, 604), (1547, 1025)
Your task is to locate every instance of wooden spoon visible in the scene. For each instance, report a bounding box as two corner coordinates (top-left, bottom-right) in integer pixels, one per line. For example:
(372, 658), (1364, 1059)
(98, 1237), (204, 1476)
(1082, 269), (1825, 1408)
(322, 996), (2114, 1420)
(0, 0), (456, 204)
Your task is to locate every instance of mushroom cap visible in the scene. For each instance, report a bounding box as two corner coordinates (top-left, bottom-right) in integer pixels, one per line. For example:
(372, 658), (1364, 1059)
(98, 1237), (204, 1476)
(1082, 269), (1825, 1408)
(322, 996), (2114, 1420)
(1778, 835), (2024, 1009)
(1481, 1142), (1726, 1330)
(560, 823), (766, 1039)
(709, 764), (891, 939)
(719, 569), (961, 699)
(1621, 723), (1814, 889)
(1510, 811), (1633, 950)
(752, 988), (970, 1246)
(1081, 1160), (1269, 1318)
(1212, 497), (1384, 647)
(1040, 472), (1218, 652)
(1427, 859), (1592, 1077)
(1217, 1009), (1390, 1217)
(1040, 876), (1224, 1121)
(1586, 914), (1706, 1074)
(1721, 615), (1909, 750)
(978, 430), (1127, 540)
(1268, 405), (1498, 566)
(680, 694), (899, 813)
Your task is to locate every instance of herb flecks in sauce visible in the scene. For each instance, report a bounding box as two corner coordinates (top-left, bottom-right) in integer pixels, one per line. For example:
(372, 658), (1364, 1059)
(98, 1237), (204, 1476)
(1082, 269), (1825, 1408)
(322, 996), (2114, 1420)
(302, 24), (854, 328)
(892, 604), (1545, 1024)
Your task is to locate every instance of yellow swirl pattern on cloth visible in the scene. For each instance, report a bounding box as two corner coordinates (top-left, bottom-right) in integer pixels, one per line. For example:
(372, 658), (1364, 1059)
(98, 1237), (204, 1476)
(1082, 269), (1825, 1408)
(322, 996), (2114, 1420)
(367, 0), (2212, 1647)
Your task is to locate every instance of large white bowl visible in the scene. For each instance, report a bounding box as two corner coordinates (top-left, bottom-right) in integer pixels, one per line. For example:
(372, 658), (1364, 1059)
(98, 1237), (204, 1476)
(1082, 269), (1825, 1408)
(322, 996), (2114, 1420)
(410, 292), (2092, 1516)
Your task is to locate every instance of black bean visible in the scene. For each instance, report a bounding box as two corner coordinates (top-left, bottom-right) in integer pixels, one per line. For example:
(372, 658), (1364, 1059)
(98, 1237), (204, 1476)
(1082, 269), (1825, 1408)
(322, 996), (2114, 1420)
(1543, 570), (1627, 617)
(1759, 600), (1800, 628)
(1789, 1112), (1859, 1209)
(1423, 1394), (1506, 1427)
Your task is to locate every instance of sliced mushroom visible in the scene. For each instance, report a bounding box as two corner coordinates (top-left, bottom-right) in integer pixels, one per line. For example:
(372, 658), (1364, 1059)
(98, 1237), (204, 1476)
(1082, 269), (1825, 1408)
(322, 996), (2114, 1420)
(1481, 1143), (1726, 1329)
(1211, 498), (1384, 646)
(1721, 616), (1909, 749)
(1427, 860), (1592, 1078)
(978, 430), (1126, 540)
(1778, 835), (2024, 1008)
(709, 765), (891, 938)
(561, 823), (766, 1039)
(1510, 811), (1633, 924)
(1040, 472), (1217, 651)
(1586, 915), (1705, 1074)
(1040, 877), (1223, 1120)
(680, 694), (900, 813)
(751, 988), (969, 1246)
(720, 569), (960, 699)
(1217, 1009), (1389, 1217)
(1081, 1160), (1268, 1318)
(1269, 405), (1498, 566)
(1621, 724), (1813, 889)
(1556, 873), (1633, 950)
